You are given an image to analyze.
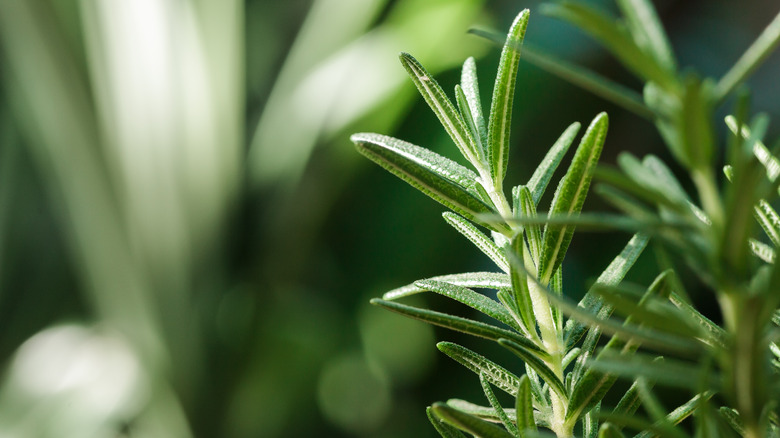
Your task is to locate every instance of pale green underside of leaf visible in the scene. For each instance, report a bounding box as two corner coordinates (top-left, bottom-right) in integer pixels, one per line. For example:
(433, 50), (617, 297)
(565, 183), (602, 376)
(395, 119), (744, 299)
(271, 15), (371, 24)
(539, 112), (609, 284)
(399, 53), (481, 166)
(371, 298), (540, 350)
(383, 272), (510, 300)
(431, 402), (515, 438)
(487, 9), (529, 185)
(352, 133), (504, 231)
(415, 279), (517, 329)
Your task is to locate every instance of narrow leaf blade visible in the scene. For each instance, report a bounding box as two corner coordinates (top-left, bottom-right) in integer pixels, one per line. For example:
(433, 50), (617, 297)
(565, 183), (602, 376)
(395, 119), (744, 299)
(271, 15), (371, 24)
(432, 402), (515, 438)
(527, 122), (581, 206)
(488, 9), (530, 185)
(539, 112), (609, 284)
(399, 53), (481, 165)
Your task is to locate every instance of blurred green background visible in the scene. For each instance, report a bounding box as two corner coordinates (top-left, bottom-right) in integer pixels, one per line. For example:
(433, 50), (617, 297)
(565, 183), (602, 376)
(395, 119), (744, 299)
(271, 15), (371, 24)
(0, 0), (777, 436)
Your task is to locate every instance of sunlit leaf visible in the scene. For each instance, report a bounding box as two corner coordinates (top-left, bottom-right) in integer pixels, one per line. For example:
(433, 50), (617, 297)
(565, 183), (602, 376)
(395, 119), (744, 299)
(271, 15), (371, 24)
(383, 272), (510, 300)
(371, 299), (533, 346)
(460, 57), (488, 156)
(352, 133), (503, 231)
(487, 9), (530, 185)
(539, 112), (608, 284)
(415, 279), (517, 329)
(615, 0), (676, 72)
(399, 53), (482, 166)
(428, 406), (469, 438)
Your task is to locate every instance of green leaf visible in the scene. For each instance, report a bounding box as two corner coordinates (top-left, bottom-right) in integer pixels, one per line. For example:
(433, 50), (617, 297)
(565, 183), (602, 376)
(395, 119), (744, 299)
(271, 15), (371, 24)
(445, 399), (553, 430)
(667, 292), (727, 350)
(508, 233), (537, 336)
(468, 28), (654, 119)
(614, 0), (677, 72)
(455, 85), (486, 165)
(431, 402), (515, 438)
(754, 200), (780, 247)
(444, 212), (509, 272)
(750, 238), (775, 263)
(460, 57), (488, 156)
(613, 379), (644, 418)
(586, 352), (717, 390)
(428, 406), (469, 438)
(725, 115), (780, 182)
(634, 392), (713, 438)
(398, 53), (482, 166)
(516, 375), (537, 436)
(351, 133), (502, 231)
(714, 10), (780, 103)
(540, 1), (677, 91)
(383, 272), (510, 300)
(415, 279), (518, 329)
(487, 9), (530, 185)
(371, 299), (537, 348)
(539, 112), (609, 284)
(564, 233), (649, 348)
(718, 407), (745, 436)
(480, 373), (519, 436)
(438, 341), (539, 399)
(515, 187), (543, 263)
(527, 122), (581, 206)
(617, 153), (689, 209)
(498, 338), (567, 400)
(597, 423), (625, 438)
(584, 403), (601, 438)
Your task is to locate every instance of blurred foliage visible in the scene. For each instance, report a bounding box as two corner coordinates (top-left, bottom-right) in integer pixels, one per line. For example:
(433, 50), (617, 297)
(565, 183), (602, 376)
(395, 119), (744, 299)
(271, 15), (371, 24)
(0, 0), (777, 437)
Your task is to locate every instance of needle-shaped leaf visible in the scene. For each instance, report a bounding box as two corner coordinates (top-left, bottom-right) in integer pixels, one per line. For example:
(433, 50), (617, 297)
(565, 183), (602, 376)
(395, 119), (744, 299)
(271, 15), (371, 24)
(427, 406), (468, 438)
(508, 233), (537, 335)
(564, 233), (648, 348)
(539, 112), (609, 284)
(726, 115), (780, 183)
(480, 373), (519, 436)
(754, 200), (780, 247)
(371, 298), (538, 348)
(487, 9), (530, 186)
(444, 212), (509, 272)
(461, 57), (488, 155)
(438, 341), (546, 398)
(615, 0), (677, 72)
(399, 53), (482, 166)
(516, 186), (543, 263)
(383, 272), (510, 300)
(498, 338), (567, 400)
(718, 407), (745, 436)
(352, 133), (502, 231)
(415, 279), (517, 329)
(668, 292), (727, 350)
(455, 85), (486, 164)
(633, 392), (713, 438)
(750, 238), (775, 263)
(431, 402), (515, 438)
(516, 375), (537, 437)
(541, 1), (677, 91)
(527, 122), (581, 206)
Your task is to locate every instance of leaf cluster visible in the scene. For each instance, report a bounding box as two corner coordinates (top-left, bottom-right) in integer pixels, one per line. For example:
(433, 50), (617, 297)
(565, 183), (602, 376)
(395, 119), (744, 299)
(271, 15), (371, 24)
(352, 1), (780, 437)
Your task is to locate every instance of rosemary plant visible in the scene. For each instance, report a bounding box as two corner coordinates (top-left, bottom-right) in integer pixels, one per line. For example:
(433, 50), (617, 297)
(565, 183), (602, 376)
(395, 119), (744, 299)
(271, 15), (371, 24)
(353, 2), (780, 437)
